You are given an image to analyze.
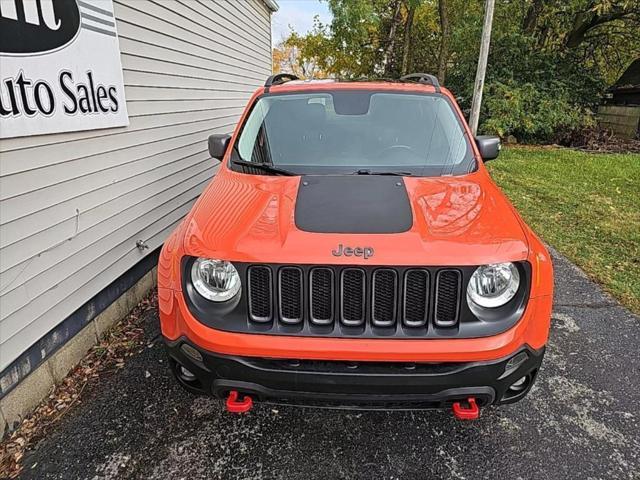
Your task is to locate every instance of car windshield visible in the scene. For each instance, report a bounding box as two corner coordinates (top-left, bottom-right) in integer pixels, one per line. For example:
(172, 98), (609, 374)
(234, 90), (475, 176)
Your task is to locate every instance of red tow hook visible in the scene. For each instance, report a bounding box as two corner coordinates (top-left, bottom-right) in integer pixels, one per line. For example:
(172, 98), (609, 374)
(452, 397), (480, 420)
(225, 390), (254, 413)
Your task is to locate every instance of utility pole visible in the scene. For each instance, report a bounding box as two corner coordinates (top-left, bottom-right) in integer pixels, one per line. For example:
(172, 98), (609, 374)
(469, 0), (495, 135)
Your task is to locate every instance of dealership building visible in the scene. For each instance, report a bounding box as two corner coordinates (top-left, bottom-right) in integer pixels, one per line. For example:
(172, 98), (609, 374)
(0, 0), (277, 437)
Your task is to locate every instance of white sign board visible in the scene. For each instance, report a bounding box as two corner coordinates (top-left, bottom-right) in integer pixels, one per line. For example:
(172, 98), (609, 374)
(0, 0), (129, 139)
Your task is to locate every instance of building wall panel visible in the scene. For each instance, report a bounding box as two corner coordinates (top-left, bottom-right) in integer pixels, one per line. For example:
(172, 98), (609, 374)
(0, 0), (273, 372)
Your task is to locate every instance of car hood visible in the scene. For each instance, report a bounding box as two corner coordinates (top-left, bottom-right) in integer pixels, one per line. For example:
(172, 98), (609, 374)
(183, 169), (529, 266)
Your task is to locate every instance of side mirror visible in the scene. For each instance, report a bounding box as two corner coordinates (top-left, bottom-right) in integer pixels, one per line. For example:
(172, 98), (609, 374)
(208, 134), (231, 161)
(475, 135), (501, 161)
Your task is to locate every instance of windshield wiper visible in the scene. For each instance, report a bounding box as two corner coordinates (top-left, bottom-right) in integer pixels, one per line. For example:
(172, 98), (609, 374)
(231, 159), (296, 176)
(351, 169), (413, 176)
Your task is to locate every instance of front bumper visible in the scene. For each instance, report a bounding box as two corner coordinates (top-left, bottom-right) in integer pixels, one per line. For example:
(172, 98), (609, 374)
(165, 337), (544, 410)
(160, 289), (553, 362)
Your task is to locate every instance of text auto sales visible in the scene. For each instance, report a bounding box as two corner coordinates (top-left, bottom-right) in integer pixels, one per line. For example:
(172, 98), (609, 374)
(0, 71), (119, 117)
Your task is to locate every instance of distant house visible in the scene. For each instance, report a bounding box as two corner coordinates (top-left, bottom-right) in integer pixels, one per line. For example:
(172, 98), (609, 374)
(599, 58), (640, 139)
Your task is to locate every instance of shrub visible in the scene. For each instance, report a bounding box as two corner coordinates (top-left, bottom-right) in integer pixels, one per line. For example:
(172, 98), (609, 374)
(480, 80), (596, 143)
(446, 33), (603, 143)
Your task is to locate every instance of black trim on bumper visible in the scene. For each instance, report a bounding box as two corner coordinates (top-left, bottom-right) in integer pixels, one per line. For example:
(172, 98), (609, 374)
(165, 338), (544, 410)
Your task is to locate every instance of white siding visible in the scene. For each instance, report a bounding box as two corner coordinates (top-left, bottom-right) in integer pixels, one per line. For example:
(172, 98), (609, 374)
(0, 0), (273, 371)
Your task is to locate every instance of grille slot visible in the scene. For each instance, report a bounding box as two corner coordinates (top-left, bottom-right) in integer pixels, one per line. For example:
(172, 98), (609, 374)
(340, 268), (366, 326)
(372, 269), (397, 327)
(310, 268), (334, 325)
(435, 270), (461, 327)
(278, 267), (303, 324)
(403, 269), (429, 327)
(248, 266), (272, 322)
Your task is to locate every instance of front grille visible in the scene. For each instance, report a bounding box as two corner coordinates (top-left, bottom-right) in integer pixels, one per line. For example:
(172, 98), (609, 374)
(278, 267), (302, 323)
(372, 269), (397, 327)
(310, 268), (333, 324)
(435, 270), (461, 327)
(403, 269), (429, 327)
(248, 266), (272, 322)
(246, 264), (463, 337)
(341, 269), (366, 325)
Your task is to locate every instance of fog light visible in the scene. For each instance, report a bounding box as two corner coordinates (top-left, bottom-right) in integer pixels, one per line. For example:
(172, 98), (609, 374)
(508, 376), (527, 392)
(180, 343), (203, 362)
(178, 365), (196, 381)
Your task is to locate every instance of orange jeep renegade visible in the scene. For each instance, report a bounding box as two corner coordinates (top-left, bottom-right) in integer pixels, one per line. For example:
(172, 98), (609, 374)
(158, 73), (553, 419)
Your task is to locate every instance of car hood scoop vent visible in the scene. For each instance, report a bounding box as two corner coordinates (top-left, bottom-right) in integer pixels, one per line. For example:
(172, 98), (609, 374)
(294, 175), (414, 234)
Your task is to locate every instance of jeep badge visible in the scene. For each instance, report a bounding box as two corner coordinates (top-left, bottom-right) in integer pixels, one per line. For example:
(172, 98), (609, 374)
(331, 244), (374, 259)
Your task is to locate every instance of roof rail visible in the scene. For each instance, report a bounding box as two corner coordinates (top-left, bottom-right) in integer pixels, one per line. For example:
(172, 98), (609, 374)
(264, 73), (299, 90)
(399, 73), (441, 91)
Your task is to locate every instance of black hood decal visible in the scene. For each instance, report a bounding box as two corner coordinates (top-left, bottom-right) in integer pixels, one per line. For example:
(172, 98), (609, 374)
(294, 175), (413, 234)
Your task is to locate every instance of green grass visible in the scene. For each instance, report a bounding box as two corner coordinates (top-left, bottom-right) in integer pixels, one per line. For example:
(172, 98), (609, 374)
(487, 146), (640, 314)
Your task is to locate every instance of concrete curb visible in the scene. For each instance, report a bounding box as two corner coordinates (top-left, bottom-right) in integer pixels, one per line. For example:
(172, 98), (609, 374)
(0, 268), (158, 440)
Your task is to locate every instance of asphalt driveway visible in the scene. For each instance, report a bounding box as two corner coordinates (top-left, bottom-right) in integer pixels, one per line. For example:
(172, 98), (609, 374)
(19, 251), (640, 479)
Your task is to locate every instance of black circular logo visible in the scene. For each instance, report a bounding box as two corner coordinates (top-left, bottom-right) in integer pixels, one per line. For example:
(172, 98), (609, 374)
(0, 0), (80, 55)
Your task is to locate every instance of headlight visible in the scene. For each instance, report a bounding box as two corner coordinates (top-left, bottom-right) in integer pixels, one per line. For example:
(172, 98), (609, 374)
(191, 258), (241, 302)
(467, 262), (520, 308)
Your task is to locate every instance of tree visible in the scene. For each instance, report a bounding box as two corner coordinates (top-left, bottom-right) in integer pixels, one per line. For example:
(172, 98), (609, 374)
(382, 0), (403, 74)
(272, 42), (304, 77)
(565, 1), (640, 48)
(401, 0), (418, 75)
(522, 0), (546, 35)
(437, 0), (450, 83)
(273, 17), (332, 78)
(325, 0), (381, 77)
(274, 0), (640, 141)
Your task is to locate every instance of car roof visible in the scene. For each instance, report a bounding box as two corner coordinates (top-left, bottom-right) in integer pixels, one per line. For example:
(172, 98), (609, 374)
(266, 79), (446, 95)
